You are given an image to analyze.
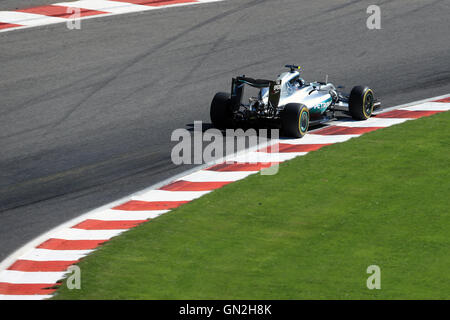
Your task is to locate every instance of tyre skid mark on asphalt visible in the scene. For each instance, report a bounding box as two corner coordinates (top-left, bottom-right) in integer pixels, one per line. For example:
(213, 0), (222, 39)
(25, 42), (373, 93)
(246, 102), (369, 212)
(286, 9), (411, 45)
(0, 95), (449, 299)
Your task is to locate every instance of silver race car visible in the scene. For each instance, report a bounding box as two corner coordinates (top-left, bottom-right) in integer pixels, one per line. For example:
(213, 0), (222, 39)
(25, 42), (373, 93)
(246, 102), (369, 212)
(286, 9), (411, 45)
(210, 65), (380, 137)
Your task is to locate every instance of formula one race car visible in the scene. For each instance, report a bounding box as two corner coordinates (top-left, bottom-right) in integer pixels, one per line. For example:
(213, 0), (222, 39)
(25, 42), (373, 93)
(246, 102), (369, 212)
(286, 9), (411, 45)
(210, 65), (380, 137)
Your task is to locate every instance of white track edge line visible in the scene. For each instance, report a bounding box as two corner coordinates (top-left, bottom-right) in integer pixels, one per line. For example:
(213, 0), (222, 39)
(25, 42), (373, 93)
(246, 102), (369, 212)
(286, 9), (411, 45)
(0, 0), (225, 33)
(372, 93), (450, 114)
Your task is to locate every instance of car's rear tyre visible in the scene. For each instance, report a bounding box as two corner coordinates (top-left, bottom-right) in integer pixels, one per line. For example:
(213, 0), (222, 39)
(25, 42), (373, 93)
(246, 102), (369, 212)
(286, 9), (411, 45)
(210, 92), (233, 129)
(281, 103), (309, 138)
(349, 86), (374, 120)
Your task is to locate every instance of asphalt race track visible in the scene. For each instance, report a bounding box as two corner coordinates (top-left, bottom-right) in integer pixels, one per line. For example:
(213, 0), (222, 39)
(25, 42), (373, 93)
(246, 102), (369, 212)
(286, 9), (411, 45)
(0, 0), (449, 261)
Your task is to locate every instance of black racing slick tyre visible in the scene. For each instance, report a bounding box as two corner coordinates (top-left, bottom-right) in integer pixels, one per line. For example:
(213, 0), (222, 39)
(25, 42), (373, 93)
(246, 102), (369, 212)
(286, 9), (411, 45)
(210, 92), (233, 129)
(349, 86), (375, 120)
(281, 103), (309, 138)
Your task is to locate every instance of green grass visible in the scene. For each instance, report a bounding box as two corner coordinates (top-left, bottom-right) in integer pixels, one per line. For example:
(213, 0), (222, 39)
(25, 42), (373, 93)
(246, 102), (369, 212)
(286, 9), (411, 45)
(54, 111), (450, 299)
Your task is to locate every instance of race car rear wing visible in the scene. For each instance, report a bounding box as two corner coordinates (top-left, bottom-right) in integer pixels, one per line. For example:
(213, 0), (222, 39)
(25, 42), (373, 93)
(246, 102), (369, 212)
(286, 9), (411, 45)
(231, 76), (282, 109)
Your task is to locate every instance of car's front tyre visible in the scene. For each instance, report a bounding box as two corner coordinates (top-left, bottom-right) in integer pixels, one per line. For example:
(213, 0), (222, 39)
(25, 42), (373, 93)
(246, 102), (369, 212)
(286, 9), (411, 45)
(349, 86), (375, 120)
